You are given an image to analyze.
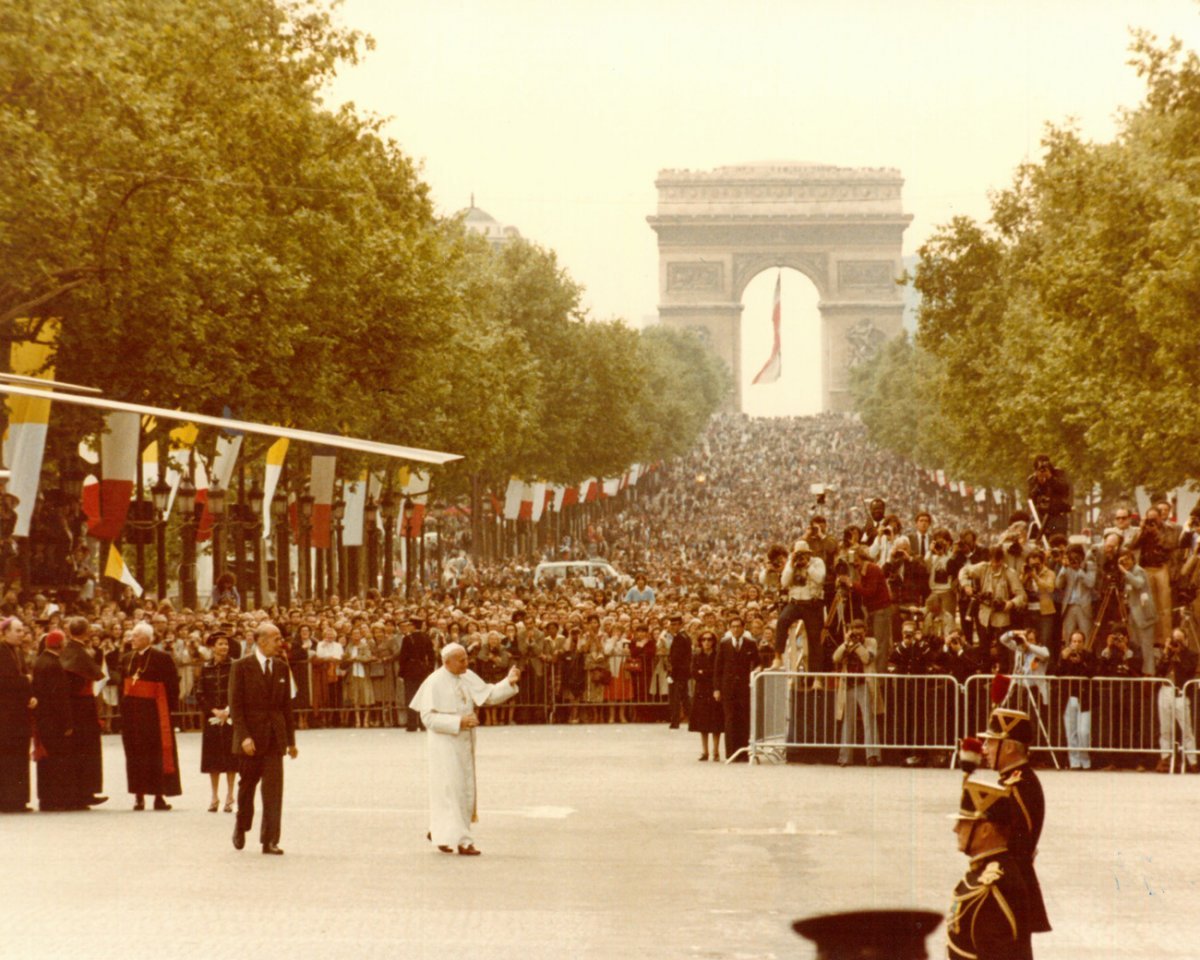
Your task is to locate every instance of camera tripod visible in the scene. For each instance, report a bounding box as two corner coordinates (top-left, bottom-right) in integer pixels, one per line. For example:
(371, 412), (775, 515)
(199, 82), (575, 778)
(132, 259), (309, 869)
(997, 665), (1061, 770)
(1088, 582), (1129, 652)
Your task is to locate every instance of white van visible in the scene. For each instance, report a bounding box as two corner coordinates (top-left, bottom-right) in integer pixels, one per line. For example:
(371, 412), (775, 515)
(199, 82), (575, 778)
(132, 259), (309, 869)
(532, 560), (629, 590)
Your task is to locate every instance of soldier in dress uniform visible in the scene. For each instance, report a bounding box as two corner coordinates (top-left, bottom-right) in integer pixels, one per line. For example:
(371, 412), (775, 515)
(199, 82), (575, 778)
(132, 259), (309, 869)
(980, 708), (1049, 956)
(947, 773), (1032, 960)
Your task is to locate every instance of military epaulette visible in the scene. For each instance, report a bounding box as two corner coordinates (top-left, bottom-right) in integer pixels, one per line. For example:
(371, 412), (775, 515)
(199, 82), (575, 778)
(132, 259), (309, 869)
(978, 861), (1003, 886)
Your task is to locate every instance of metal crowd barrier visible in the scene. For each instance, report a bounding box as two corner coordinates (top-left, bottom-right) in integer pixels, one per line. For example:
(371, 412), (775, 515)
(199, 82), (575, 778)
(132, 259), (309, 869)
(145, 653), (675, 731)
(746, 671), (961, 766)
(751, 670), (1187, 771)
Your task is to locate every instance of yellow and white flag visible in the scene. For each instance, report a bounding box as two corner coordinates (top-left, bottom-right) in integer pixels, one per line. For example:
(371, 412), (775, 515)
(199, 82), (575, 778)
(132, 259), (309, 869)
(261, 438), (289, 540)
(2, 326), (57, 537)
(105, 544), (143, 597)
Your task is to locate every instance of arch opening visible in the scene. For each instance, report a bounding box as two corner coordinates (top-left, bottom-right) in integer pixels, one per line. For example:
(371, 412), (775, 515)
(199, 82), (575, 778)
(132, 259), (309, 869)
(739, 267), (823, 417)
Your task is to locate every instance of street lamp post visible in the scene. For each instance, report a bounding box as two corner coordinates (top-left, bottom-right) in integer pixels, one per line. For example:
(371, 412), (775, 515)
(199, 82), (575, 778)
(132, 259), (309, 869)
(208, 480), (227, 596)
(332, 496), (346, 599)
(151, 477), (171, 601)
(246, 481), (264, 609)
(177, 474), (198, 609)
(298, 492), (314, 600)
(364, 496), (379, 596)
(380, 491), (397, 597)
(271, 487), (290, 606)
(402, 495), (414, 599)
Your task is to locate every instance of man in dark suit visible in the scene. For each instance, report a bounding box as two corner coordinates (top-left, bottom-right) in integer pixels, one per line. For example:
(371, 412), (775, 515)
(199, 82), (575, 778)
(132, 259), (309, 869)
(398, 618), (436, 732)
(667, 613), (691, 729)
(714, 615), (759, 762)
(230, 622), (297, 855)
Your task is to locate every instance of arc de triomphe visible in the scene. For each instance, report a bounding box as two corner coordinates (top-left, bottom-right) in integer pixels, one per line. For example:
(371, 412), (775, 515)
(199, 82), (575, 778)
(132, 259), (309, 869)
(647, 163), (912, 412)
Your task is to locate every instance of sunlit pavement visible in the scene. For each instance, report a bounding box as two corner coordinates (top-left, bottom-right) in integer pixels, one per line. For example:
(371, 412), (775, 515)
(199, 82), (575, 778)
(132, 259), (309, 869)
(5, 724), (1193, 959)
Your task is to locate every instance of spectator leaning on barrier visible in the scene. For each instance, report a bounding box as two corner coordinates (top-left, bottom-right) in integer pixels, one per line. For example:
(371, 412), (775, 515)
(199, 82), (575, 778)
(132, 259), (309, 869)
(1154, 629), (1198, 773)
(1055, 630), (1095, 771)
(833, 619), (880, 768)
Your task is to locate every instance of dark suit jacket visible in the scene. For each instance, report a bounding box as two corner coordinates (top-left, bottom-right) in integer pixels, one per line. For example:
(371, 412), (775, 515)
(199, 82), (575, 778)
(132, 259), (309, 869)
(715, 634), (759, 703)
(398, 631), (435, 684)
(669, 631), (691, 681)
(229, 653), (295, 757)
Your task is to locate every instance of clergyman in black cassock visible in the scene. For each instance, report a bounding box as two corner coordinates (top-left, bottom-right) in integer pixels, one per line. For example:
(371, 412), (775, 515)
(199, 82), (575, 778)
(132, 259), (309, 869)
(119, 624), (182, 809)
(0, 616), (33, 813)
(62, 617), (106, 806)
(32, 632), (77, 810)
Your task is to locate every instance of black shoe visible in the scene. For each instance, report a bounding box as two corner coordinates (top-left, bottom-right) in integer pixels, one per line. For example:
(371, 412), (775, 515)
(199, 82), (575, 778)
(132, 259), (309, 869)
(232, 825), (245, 850)
(133, 798), (145, 811)
(436, 845), (454, 854)
(457, 844), (481, 856)
(86, 795), (108, 806)
(153, 798), (172, 811)
(262, 843), (284, 855)
(426, 832), (432, 842)
(669, 724), (680, 729)
(867, 757), (881, 767)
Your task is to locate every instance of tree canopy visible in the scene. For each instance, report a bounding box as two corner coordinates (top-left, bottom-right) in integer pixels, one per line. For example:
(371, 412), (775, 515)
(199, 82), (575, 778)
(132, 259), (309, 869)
(1, 0), (726, 498)
(852, 29), (1200, 497)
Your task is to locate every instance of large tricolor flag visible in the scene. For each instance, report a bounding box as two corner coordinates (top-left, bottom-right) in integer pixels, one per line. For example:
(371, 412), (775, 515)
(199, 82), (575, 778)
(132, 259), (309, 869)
(751, 272), (782, 385)
(196, 422), (243, 542)
(341, 473), (368, 548)
(89, 411), (140, 541)
(398, 467), (430, 537)
(3, 332), (56, 537)
(309, 446), (336, 549)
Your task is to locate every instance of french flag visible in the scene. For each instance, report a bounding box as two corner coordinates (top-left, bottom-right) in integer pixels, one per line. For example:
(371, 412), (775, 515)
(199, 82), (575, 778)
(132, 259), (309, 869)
(752, 273), (782, 385)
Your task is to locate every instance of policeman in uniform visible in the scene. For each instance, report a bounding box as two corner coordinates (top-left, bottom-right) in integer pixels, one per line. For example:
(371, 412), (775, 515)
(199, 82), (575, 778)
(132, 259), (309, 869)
(947, 773), (1032, 960)
(980, 708), (1049, 955)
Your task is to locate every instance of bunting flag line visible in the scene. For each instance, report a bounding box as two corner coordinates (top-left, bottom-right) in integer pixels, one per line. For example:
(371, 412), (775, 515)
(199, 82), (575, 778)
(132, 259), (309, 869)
(503, 478), (524, 522)
(751, 272), (782, 385)
(163, 423), (200, 517)
(260, 437), (289, 540)
(530, 481), (549, 523)
(196, 419), (243, 542)
(104, 544), (143, 597)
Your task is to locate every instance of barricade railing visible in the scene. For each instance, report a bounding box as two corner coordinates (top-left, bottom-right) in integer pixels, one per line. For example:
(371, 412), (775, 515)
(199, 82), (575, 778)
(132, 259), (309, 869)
(746, 671), (961, 766)
(1173, 679), (1200, 774)
(963, 673), (1169, 772)
(545, 654), (673, 724)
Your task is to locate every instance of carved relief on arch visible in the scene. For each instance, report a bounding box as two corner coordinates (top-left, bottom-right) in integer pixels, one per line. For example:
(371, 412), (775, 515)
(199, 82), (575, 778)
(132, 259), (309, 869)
(733, 253), (829, 300)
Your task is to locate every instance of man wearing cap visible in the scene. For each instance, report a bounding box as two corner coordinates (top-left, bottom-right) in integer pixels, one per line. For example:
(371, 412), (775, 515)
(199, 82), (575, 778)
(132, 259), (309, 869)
(31, 630), (77, 811)
(666, 613), (691, 729)
(773, 540), (826, 673)
(947, 773), (1032, 960)
(981, 708), (1049, 954)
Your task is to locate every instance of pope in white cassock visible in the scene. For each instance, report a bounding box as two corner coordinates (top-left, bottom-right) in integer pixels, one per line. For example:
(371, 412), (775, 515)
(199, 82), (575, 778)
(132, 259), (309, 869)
(410, 642), (520, 856)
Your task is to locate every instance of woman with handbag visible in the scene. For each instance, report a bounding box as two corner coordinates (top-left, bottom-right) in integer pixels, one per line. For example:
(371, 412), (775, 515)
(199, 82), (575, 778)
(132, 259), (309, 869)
(196, 633), (236, 812)
(689, 631), (723, 761)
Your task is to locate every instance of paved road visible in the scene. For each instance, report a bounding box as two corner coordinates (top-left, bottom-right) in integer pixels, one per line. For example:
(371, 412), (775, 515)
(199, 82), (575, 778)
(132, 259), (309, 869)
(5, 724), (1194, 959)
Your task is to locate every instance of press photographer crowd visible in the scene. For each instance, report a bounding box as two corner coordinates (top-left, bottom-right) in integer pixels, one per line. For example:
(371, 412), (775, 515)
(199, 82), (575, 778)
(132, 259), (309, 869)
(4, 413), (1200, 813)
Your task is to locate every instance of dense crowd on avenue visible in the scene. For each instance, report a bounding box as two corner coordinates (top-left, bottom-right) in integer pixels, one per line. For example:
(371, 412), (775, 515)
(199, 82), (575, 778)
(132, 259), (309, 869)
(4, 413), (1200, 816)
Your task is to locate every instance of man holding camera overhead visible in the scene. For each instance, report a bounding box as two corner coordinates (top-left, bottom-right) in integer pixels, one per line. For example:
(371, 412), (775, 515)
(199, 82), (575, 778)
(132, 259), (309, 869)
(773, 540), (825, 672)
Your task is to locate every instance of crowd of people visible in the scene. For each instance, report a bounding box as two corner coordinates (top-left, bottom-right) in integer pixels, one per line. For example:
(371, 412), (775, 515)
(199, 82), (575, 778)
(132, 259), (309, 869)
(3, 413), (1200, 813)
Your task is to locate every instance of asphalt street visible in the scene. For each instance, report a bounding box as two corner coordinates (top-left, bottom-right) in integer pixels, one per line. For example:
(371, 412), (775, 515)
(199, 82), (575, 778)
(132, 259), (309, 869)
(5, 724), (1195, 959)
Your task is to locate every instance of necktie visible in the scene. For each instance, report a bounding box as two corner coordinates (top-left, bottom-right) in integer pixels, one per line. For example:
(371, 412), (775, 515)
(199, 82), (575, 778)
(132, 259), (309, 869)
(264, 658), (272, 679)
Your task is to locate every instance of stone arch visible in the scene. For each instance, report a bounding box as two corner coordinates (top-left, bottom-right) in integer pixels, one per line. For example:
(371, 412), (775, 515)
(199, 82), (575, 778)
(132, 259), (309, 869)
(647, 163), (912, 412)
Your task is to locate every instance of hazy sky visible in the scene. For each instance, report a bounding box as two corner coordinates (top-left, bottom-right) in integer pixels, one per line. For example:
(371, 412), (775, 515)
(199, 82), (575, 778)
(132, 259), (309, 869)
(324, 1), (1200, 416)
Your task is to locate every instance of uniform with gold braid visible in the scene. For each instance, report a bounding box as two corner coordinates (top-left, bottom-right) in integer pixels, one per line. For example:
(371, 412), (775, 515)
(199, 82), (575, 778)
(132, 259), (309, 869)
(947, 773), (1032, 960)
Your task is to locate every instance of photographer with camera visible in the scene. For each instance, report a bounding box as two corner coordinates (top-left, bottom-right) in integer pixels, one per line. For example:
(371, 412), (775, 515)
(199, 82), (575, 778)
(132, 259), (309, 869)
(832, 619), (880, 767)
(1154, 628), (1198, 772)
(999, 627), (1051, 716)
(1022, 548), (1058, 664)
(1131, 506), (1173, 649)
(840, 547), (895, 671)
(1055, 630), (1095, 770)
(882, 535), (929, 611)
(773, 540), (826, 672)
(947, 530), (986, 646)
(923, 531), (956, 639)
(759, 544), (789, 608)
(1117, 548), (1157, 676)
(1055, 545), (1095, 649)
(867, 513), (904, 565)
(957, 546), (1025, 650)
(1027, 454), (1072, 539)
(1096, 628), (1144, 770)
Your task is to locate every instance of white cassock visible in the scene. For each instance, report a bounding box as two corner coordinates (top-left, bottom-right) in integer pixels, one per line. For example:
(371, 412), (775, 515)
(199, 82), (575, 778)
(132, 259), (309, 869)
(410, 666), (519, 847)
